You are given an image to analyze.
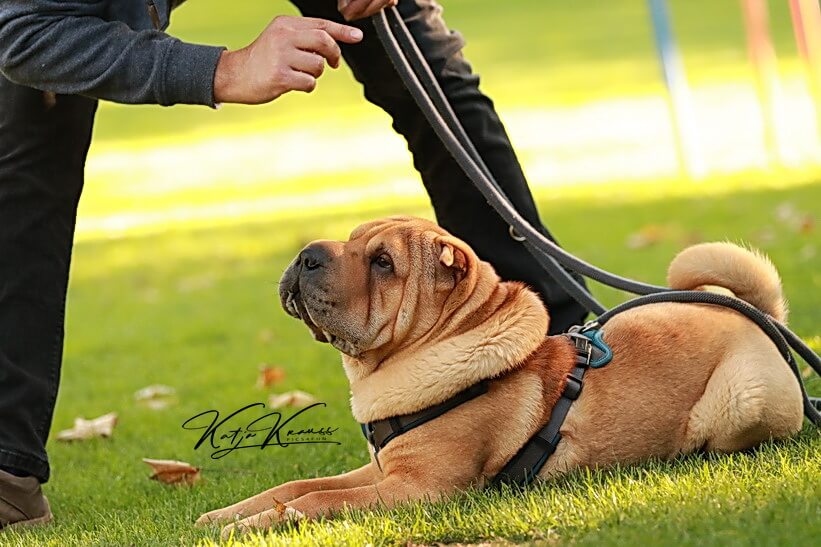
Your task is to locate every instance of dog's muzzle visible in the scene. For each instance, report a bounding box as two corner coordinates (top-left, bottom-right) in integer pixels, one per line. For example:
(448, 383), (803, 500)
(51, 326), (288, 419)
(279, 243), (333, 344)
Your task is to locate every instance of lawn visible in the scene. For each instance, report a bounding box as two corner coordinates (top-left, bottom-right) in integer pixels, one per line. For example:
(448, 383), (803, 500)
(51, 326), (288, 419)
(2, 0), (819, 545)
(3, 175), (819, 546)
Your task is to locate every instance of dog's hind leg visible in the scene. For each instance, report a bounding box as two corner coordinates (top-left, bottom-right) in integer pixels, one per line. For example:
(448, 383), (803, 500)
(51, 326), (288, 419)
(682, 336), (803, 454)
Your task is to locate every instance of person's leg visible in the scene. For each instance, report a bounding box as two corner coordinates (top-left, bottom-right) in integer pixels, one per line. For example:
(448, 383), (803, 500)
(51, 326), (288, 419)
(0, 76), (97, 485)
(290, 0), (588, 333)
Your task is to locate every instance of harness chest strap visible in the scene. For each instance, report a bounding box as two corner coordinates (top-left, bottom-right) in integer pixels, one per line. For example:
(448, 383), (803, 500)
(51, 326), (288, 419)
(359, 328), (612, 485)
(360, 380), (490, 467)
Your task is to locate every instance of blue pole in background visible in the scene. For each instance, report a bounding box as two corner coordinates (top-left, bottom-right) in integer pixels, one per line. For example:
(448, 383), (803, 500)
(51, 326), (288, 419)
(647, 0), (706, 178)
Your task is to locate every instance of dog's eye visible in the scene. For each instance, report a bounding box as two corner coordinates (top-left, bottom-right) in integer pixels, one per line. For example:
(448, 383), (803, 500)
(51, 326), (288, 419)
(371, 254), (393, 272)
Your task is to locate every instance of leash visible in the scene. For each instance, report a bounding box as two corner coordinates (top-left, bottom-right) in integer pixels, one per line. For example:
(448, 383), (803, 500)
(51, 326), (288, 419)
(370, 8), (821, 431)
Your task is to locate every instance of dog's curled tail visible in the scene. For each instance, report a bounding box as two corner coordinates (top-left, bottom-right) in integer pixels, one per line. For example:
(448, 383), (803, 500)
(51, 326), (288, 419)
(667, 242), (788, 323)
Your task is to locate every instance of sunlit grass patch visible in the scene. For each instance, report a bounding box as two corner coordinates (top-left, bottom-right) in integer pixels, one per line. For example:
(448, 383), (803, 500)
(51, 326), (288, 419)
(209, 433), (820, 547)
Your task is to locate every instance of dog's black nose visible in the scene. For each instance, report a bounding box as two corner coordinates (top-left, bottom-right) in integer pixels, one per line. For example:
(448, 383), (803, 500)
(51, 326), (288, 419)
(300, 243), (329, 271)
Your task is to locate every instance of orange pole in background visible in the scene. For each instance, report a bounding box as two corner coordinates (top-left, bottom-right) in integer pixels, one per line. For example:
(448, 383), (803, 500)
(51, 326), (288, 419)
(789, 0), (821, 141)
(741, 0), (787, 164)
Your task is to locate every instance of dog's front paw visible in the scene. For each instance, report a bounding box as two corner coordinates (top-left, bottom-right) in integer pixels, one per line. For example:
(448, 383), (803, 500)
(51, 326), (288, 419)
(195, 508), (245, 527)
(219, 505), (305, 539)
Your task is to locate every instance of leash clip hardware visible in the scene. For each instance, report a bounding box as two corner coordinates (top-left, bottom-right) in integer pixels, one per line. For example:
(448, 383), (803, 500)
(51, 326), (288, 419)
(508, 225), (526, 242)
(579, 319), (601, 333)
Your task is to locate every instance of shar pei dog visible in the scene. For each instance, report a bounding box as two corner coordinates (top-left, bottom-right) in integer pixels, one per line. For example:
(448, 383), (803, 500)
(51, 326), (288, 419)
(198, 216), (803, 537)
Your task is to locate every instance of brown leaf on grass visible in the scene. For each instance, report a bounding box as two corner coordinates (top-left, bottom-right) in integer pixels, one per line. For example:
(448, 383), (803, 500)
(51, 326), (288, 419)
(271, 497), (304, 523)
(273, 497), (288, 517)
(56, 412), (118, 442)
(256, 365), (286, 389)
(268, 390), (317, 409)
(625, 224), (664, 249)
(142, 458), (201, 486)
(775, 202), (815, 234)
(134, 384), (177, 410)
(799, 215), (815, 235)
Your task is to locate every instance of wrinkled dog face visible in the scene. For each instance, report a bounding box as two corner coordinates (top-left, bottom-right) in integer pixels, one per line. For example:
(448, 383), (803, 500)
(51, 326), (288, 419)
(279, 217), (473, 359)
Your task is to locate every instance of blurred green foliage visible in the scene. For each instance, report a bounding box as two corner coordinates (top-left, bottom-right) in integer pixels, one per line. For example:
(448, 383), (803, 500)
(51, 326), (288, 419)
(92, 0), (804, 145)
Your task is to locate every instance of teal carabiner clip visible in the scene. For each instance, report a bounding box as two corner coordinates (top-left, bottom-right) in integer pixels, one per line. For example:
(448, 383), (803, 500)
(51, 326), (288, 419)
(580, 328), (613, 368)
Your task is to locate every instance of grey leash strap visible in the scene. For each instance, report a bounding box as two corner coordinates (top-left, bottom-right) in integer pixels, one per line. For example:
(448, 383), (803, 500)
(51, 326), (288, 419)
(372, 8), (668, 307)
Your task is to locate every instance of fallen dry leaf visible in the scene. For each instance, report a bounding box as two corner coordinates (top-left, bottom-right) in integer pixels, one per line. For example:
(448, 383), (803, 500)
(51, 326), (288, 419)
(256, 365), (286, 389)
(143, 458), (201, 486)
(268, 390), (317, 409)
(273, 497), (288, 517)
(134, 384), (177, 410)
(56, 412), (118, 442)
(799, 215), (815, 235)
(625, 224), (664, 249)
(775, 202), (815, 234)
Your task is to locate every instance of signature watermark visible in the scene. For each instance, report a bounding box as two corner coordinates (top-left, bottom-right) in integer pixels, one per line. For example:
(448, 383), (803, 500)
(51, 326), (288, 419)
(182, 402), (340, 459)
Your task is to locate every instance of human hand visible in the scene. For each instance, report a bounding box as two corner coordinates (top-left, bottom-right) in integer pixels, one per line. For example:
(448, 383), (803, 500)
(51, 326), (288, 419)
(213, 15), (363, 104)
(338, 0), (399, 21)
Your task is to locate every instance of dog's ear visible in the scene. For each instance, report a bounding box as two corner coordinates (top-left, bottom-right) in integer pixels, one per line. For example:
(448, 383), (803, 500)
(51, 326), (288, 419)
(437, 236), (471, 280)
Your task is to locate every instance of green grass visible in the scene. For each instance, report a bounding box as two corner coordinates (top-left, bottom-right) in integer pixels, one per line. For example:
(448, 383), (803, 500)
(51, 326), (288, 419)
(2, 1), (819, 544)
(2, 175), (819, 546)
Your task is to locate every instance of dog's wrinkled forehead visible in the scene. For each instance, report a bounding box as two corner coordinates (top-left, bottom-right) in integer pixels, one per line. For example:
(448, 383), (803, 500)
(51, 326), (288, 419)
(348, 216), (447, 245)
(347, 217), (450, 276)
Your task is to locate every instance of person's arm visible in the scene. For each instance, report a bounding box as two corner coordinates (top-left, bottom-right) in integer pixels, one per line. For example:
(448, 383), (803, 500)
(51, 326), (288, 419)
(0, 0), (224, 106)
(0, 1), (365, 107)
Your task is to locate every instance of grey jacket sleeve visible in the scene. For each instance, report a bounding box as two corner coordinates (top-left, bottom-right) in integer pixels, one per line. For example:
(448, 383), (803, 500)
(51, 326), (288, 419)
(0, 0), (225, 106)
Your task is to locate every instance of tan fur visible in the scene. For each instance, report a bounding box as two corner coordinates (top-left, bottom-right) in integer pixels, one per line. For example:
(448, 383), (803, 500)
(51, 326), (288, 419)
(346, 283), (547, 422)
(667, 242), (788, 322)
(197, 219), (804, 539)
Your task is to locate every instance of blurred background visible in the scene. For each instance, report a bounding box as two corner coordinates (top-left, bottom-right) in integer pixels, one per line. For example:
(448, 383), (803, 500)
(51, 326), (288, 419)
(78, 0), (821, 240)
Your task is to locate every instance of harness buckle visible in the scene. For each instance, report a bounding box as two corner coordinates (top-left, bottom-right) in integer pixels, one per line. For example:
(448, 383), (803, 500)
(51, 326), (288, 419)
(571, 335), (593, 366)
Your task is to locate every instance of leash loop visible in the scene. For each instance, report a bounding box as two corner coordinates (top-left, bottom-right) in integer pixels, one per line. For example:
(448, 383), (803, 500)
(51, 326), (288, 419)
(508, 225), (526, 242)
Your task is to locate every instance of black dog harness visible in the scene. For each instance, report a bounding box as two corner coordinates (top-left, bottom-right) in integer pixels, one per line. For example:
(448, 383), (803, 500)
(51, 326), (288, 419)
(359, 326), (613, 485)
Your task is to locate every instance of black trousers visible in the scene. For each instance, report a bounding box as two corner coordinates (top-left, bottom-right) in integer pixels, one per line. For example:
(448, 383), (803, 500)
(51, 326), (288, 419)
(0, 0), (587, 482)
